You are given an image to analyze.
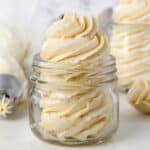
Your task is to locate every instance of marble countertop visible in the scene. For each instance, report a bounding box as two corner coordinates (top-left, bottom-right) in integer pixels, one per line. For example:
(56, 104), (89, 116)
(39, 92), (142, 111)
(1, 93), (150, 150)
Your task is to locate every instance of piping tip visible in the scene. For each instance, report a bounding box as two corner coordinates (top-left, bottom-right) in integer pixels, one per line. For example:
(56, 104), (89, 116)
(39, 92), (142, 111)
(0, 74), (23, 118)
(0, 95), (14, 118)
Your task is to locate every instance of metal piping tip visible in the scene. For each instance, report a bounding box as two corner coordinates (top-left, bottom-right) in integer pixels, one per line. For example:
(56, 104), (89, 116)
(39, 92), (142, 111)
(0, 74), (23, 118)
(0, 95), (14, 118)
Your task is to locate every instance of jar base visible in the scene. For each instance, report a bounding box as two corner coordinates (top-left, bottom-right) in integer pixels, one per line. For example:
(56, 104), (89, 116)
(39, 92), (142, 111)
(30, 124), (118, 146)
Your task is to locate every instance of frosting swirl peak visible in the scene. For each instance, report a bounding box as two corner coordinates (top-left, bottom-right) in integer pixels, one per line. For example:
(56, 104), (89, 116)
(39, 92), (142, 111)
(40, 12), (106, 63)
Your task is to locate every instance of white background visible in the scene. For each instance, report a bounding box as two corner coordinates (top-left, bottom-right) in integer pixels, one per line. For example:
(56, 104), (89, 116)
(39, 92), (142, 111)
(0, 0), (150, 150)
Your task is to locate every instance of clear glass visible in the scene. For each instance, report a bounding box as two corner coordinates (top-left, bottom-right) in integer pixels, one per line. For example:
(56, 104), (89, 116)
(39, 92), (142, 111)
(29, 54), (119, 146)
(108, 23), (150, 90)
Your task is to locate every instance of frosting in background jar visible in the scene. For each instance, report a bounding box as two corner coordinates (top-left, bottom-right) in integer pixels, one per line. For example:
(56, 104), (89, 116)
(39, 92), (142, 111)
(128, 79), (150, 113)
(113, 0), (150, 24)
(39, 12), (114, 141)
(111, 0), (150, 89)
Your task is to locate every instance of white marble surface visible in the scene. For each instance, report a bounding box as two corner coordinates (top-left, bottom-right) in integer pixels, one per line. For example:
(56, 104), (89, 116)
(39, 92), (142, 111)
(0, 0), (150, 150)
(1, 93), (150, 150)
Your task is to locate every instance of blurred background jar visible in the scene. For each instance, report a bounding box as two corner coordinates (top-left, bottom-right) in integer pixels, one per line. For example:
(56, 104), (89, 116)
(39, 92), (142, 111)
(110, 24), (150, 90)
(29, 53), (119, 145)
(108, 0), (150, 91)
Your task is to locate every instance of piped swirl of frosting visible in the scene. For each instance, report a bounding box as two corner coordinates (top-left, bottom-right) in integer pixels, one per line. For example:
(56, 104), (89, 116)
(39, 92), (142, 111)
(38, 12), (114, 141)
(40, 12), (107, 63)
(111, 25), (150, 88)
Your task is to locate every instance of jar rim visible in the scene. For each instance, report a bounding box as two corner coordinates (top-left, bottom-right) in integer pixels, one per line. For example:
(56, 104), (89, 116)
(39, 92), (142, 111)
(31, 53), (117, 86)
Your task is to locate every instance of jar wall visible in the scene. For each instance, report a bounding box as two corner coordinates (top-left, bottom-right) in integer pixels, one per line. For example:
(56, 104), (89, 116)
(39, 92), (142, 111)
(29, 81), (119, 145)
(29, 54), (119, 145)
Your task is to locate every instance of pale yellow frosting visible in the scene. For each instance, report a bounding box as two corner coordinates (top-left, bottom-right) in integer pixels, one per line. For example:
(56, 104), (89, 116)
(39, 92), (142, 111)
(41, 12), (106, 63)
(111, 25), (150, 88)
(114, 0), (150, 24)
(111, 0), (150, 89)
(39, 12), (113, 141)
(128, 79), (150, 113)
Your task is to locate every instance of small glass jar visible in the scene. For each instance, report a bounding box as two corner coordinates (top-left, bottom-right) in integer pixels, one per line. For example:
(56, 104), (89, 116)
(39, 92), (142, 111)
(29, 54), (119, 145)
(109, 24), (150, 90)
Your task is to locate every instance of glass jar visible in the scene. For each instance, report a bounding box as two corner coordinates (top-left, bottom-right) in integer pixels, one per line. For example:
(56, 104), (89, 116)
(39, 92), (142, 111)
(29, 54), (119, 145)
(109, 24), (150, 90)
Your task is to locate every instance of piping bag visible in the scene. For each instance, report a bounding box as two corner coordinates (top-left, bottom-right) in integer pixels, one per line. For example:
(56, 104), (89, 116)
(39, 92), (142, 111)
(0, 74), (25, 117)
(0, 26), (28, 118)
